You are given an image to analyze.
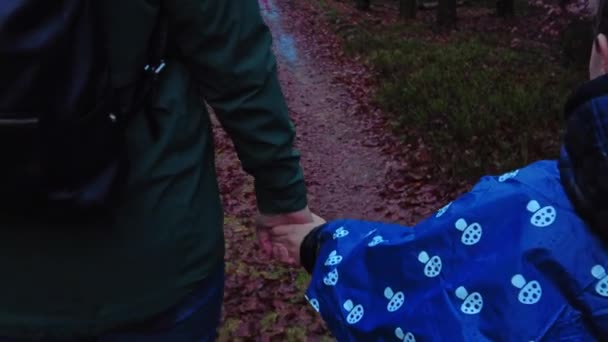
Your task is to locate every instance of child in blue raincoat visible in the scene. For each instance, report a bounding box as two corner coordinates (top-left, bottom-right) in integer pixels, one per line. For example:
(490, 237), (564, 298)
(268, 10), (608, 342)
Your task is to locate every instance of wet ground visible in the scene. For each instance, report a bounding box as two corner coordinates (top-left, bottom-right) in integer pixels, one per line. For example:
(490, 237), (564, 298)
(259, 0), (391, 221)
(214, 0), (447, 340)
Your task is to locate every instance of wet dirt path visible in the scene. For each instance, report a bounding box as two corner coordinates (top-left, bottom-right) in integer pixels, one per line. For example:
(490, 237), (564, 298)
(215, 0), (443, 340)
(259, 0), (391, 221)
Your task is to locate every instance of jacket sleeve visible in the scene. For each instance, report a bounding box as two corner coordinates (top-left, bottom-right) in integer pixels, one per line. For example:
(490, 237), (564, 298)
(303, 161), (602, 341)
(163, 0), (307, 214)
(303, 219), (420, 341)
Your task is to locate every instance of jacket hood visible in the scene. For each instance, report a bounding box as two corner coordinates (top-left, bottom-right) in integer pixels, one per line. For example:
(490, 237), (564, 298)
(559, 73), (608, 242)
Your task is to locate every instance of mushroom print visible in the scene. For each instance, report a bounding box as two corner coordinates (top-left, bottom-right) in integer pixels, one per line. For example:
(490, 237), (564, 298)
(511, 274), (543, 305)
(384, 287), (405, 312)
(395, 327), (416, 342)
(498, 169), (519, 182)
(305, 295), (320, 312)
(526, 200), (557, 227)
(368, 235), (385, 247)
(343, 299), (364, 324)
(333, 226), (349, 239)
(418, 251), (442, 278)
(455, 286), (483, 315)
(436, 202), (453, 218)
(323, 268), (339, 286)
(324, 250), (343, 266)
(454, 218), (483, 246)
(591, 265), (608, 297)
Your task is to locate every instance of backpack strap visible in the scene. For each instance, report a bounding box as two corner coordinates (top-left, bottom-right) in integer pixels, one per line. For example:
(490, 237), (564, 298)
(99, 0), (163, 89)
(100, 0), (169, 139)
(139, 14), (169, 139)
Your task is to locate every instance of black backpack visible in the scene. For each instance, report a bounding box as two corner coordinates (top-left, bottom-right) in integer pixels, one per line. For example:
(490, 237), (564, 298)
(0, 0), (167, 218)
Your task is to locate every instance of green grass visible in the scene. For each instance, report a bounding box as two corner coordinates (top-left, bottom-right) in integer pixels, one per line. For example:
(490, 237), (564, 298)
(295, 269), (310, 289)
(217, 318), (241, 341)
(260, 312), (279, 330)
(342, 24), (585, 179)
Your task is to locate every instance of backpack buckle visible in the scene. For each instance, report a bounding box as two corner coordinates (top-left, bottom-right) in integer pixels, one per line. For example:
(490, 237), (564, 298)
(144, 60), (166, 77)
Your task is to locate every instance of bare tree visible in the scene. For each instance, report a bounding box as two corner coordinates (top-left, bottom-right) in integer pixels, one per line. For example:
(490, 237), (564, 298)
(355, 0), (371, 10)
(496, 0), (515, 17)
(437, 0), (457, 28)
(400, 0), (417, 18)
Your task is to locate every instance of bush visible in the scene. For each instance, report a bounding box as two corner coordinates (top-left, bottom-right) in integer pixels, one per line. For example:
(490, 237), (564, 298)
(346, 28), (585, 179)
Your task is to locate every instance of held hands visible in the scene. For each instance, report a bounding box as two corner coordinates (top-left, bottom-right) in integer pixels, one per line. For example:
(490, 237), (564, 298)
(270, 213), (326, 265)
(256, 206), (325, 265)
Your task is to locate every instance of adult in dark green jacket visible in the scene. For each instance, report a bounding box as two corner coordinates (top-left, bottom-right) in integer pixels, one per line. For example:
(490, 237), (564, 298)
(0, 0), (312, 341)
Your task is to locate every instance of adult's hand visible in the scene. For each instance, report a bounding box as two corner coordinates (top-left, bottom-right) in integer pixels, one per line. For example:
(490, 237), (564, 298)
(269, 213), (326, 265)
(256, 206), (314, 258)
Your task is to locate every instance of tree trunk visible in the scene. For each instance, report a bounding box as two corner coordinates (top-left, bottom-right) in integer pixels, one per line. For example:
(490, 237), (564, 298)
(355, 0), (370, 10)
(437, 0), (457, 28)
(496, 0), (514, 17)
(400, 0), (417, 18)
(561, 18), (594, 67)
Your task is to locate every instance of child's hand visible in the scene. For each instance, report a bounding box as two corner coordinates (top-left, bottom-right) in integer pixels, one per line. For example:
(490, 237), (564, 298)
(269, 214), (326, 265)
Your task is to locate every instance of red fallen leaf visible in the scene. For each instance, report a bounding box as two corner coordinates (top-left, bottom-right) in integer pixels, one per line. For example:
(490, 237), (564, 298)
(234, 321), (254, 338)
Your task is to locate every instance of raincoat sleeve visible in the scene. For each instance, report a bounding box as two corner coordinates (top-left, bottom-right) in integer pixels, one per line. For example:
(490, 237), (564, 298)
(164, 0), (307, 214)
(303, 218), (420, 341)
(303, 161), (608, 341)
